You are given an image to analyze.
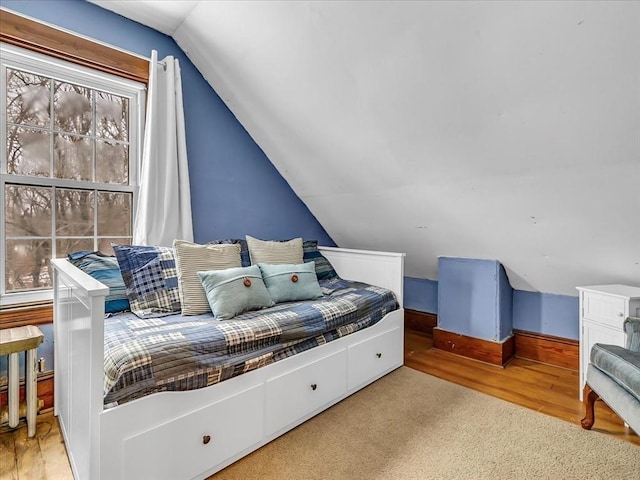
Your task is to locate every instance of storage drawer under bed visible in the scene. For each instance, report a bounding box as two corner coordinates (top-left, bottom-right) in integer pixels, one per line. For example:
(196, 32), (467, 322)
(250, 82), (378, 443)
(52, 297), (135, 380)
(122, 384), (264, 480)
(348, 326), (403, 390)
(265, 348), (348, 436)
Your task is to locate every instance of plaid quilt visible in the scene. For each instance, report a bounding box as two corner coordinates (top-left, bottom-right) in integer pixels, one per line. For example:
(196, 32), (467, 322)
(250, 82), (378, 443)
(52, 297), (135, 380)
(103, 278), (399, 407)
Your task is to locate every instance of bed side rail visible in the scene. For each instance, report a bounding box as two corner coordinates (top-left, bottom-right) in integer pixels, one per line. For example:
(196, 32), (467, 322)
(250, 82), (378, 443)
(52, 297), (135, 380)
(52, 258), (107, 480)
(318, 247), (405, 307)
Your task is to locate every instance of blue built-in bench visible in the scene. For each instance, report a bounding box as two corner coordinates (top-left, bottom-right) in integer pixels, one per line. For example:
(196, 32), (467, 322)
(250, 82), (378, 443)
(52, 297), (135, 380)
(581, 317), (640, 434)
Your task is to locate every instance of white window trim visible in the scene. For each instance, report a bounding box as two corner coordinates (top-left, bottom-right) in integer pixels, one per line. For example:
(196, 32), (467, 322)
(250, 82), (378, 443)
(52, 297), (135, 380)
(0, 43), (146, 306)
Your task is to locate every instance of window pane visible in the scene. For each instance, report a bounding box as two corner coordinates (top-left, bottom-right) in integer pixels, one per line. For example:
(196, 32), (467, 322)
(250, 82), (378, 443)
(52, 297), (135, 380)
(5, 239), (52, 292)
(56, 238), (94, 258)
(6, 126), (51, 177)
(99, 237), (131, 255)
(2, 50), (139, 301)
(6, 68), (51, 128)
(96, 140), (128, 184)
(55, 188), (94, 236)
(96, 91), (128, 141)
(54, 81), (92, 135)
(97, 191), (131, 236)
(4, 184), (52, 236)
(54, 134), (92, 181)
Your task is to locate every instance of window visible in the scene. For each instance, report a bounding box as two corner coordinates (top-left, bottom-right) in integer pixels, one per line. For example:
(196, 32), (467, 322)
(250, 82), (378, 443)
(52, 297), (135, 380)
(1, 43), (145, 306)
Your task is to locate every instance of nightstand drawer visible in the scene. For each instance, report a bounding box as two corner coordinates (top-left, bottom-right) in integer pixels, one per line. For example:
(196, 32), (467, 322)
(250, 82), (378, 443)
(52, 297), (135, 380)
(582, 292), (626, 328)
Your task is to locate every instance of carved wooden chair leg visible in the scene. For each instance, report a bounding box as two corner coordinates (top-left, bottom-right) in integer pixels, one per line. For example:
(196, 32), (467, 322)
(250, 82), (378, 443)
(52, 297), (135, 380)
(581, 384), (599, 429)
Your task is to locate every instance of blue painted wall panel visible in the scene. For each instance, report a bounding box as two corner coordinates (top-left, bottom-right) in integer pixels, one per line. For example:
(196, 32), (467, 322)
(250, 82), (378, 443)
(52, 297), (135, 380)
(513, 290), (579, 340)
(404, 277), (438, 313)
(438, 257), (501, 341)
(498, 264), (514, 340)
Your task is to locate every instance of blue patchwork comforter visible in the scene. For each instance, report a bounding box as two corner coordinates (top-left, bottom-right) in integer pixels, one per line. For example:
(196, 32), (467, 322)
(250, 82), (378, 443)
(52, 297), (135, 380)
(103, 278), (398, 406)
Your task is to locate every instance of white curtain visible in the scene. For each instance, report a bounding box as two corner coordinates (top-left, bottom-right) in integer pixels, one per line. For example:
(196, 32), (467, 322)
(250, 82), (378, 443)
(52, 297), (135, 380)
(133, 50), (193, 246)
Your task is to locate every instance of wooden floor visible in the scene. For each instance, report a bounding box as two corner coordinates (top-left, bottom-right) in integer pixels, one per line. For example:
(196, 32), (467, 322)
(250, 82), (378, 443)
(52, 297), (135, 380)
(1, 328), (637, 479)
(405, 329), (640, 446)
(0, 411), (71, 480)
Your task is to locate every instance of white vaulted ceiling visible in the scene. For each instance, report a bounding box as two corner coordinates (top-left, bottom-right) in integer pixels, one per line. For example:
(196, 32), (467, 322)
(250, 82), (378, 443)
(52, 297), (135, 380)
(90, 0), (640, 296)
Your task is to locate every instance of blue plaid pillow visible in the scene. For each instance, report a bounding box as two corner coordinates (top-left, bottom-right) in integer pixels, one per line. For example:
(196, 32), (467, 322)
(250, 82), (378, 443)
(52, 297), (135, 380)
(207, 239), (250, 267)
(68, 251), (130, 314)
(303, 240), (339, 280)
(112, 244), (181, 318)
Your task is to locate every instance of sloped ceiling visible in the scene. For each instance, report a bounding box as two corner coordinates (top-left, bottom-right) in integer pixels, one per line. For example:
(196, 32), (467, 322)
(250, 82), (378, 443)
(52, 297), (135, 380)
(90, 0), (640, 296)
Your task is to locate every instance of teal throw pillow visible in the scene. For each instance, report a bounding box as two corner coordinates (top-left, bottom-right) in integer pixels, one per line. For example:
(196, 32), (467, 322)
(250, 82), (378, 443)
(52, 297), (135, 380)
(258, 262), (323, 304)
(197, 265), (274, 320)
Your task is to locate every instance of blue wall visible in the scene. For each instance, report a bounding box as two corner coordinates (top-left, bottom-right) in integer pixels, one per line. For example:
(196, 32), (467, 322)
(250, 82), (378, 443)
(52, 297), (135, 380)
(404, 277), (438, 313)
(2, 0), (334, 246)
(513, 290), (579, 339)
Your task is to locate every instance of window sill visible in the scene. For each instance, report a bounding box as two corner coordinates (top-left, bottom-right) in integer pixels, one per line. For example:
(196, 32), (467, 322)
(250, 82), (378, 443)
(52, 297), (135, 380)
(1, 289), (53, 308)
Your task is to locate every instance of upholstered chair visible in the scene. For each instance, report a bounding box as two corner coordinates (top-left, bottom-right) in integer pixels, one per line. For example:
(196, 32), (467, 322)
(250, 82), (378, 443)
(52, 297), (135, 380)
(581, 316), (640, 434)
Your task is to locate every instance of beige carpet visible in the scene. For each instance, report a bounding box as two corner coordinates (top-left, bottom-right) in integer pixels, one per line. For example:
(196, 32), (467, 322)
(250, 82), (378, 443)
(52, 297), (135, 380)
(211, 366), (639, 480)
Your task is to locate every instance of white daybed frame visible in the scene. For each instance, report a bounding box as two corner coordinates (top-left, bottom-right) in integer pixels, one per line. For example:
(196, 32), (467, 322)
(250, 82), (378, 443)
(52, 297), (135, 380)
(52, 247), (405, 480)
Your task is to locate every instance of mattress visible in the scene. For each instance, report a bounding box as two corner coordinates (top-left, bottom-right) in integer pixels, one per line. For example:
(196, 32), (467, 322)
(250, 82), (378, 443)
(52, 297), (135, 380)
(103, 277), (398, 406)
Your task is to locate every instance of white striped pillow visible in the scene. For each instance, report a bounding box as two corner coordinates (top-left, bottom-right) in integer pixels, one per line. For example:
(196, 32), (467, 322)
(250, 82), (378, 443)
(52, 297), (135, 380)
(246, 235), (304, 265)
(173, 240), (242, 315)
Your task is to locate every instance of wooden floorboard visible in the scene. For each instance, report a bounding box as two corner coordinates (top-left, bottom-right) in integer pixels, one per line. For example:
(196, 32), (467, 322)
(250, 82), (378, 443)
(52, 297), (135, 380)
(14, 424), (46, 480)
(0, 426), (18, 480)
(37, 413), (72, 479)
(0, 328), (637, 478)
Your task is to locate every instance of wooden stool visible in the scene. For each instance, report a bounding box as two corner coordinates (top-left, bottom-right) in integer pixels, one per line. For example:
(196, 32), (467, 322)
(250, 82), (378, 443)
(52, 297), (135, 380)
(0, 325), (44, 437)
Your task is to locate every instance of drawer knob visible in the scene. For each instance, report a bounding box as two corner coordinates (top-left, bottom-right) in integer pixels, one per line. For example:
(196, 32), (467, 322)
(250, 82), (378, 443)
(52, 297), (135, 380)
(617, 312), (624, 317)
(203, 435), (211, 445)
(310, 383), (317, 391)
(376, 352), (382, 358)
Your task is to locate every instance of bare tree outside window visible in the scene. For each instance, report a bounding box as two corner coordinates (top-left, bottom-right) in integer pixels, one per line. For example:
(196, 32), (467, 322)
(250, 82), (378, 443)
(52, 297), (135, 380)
(3, 60), (140, 296)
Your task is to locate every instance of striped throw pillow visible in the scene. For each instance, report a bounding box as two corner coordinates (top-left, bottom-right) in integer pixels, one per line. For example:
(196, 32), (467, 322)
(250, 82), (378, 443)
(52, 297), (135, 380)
(246, 235), (303, 265)
(173, 240), (242, 315)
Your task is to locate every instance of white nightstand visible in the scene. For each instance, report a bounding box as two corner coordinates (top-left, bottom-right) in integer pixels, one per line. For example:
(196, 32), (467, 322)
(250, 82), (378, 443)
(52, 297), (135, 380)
(577, 284), (640, 400)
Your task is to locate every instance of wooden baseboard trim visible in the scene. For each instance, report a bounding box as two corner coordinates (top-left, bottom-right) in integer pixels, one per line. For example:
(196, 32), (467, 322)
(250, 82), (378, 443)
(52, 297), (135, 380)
(0, 304), (53, 328)
(404, 309), (437, 336)
(433, 327), (515, 366)
(514, 329), (579, 371)
(0, 371), (54, 412)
